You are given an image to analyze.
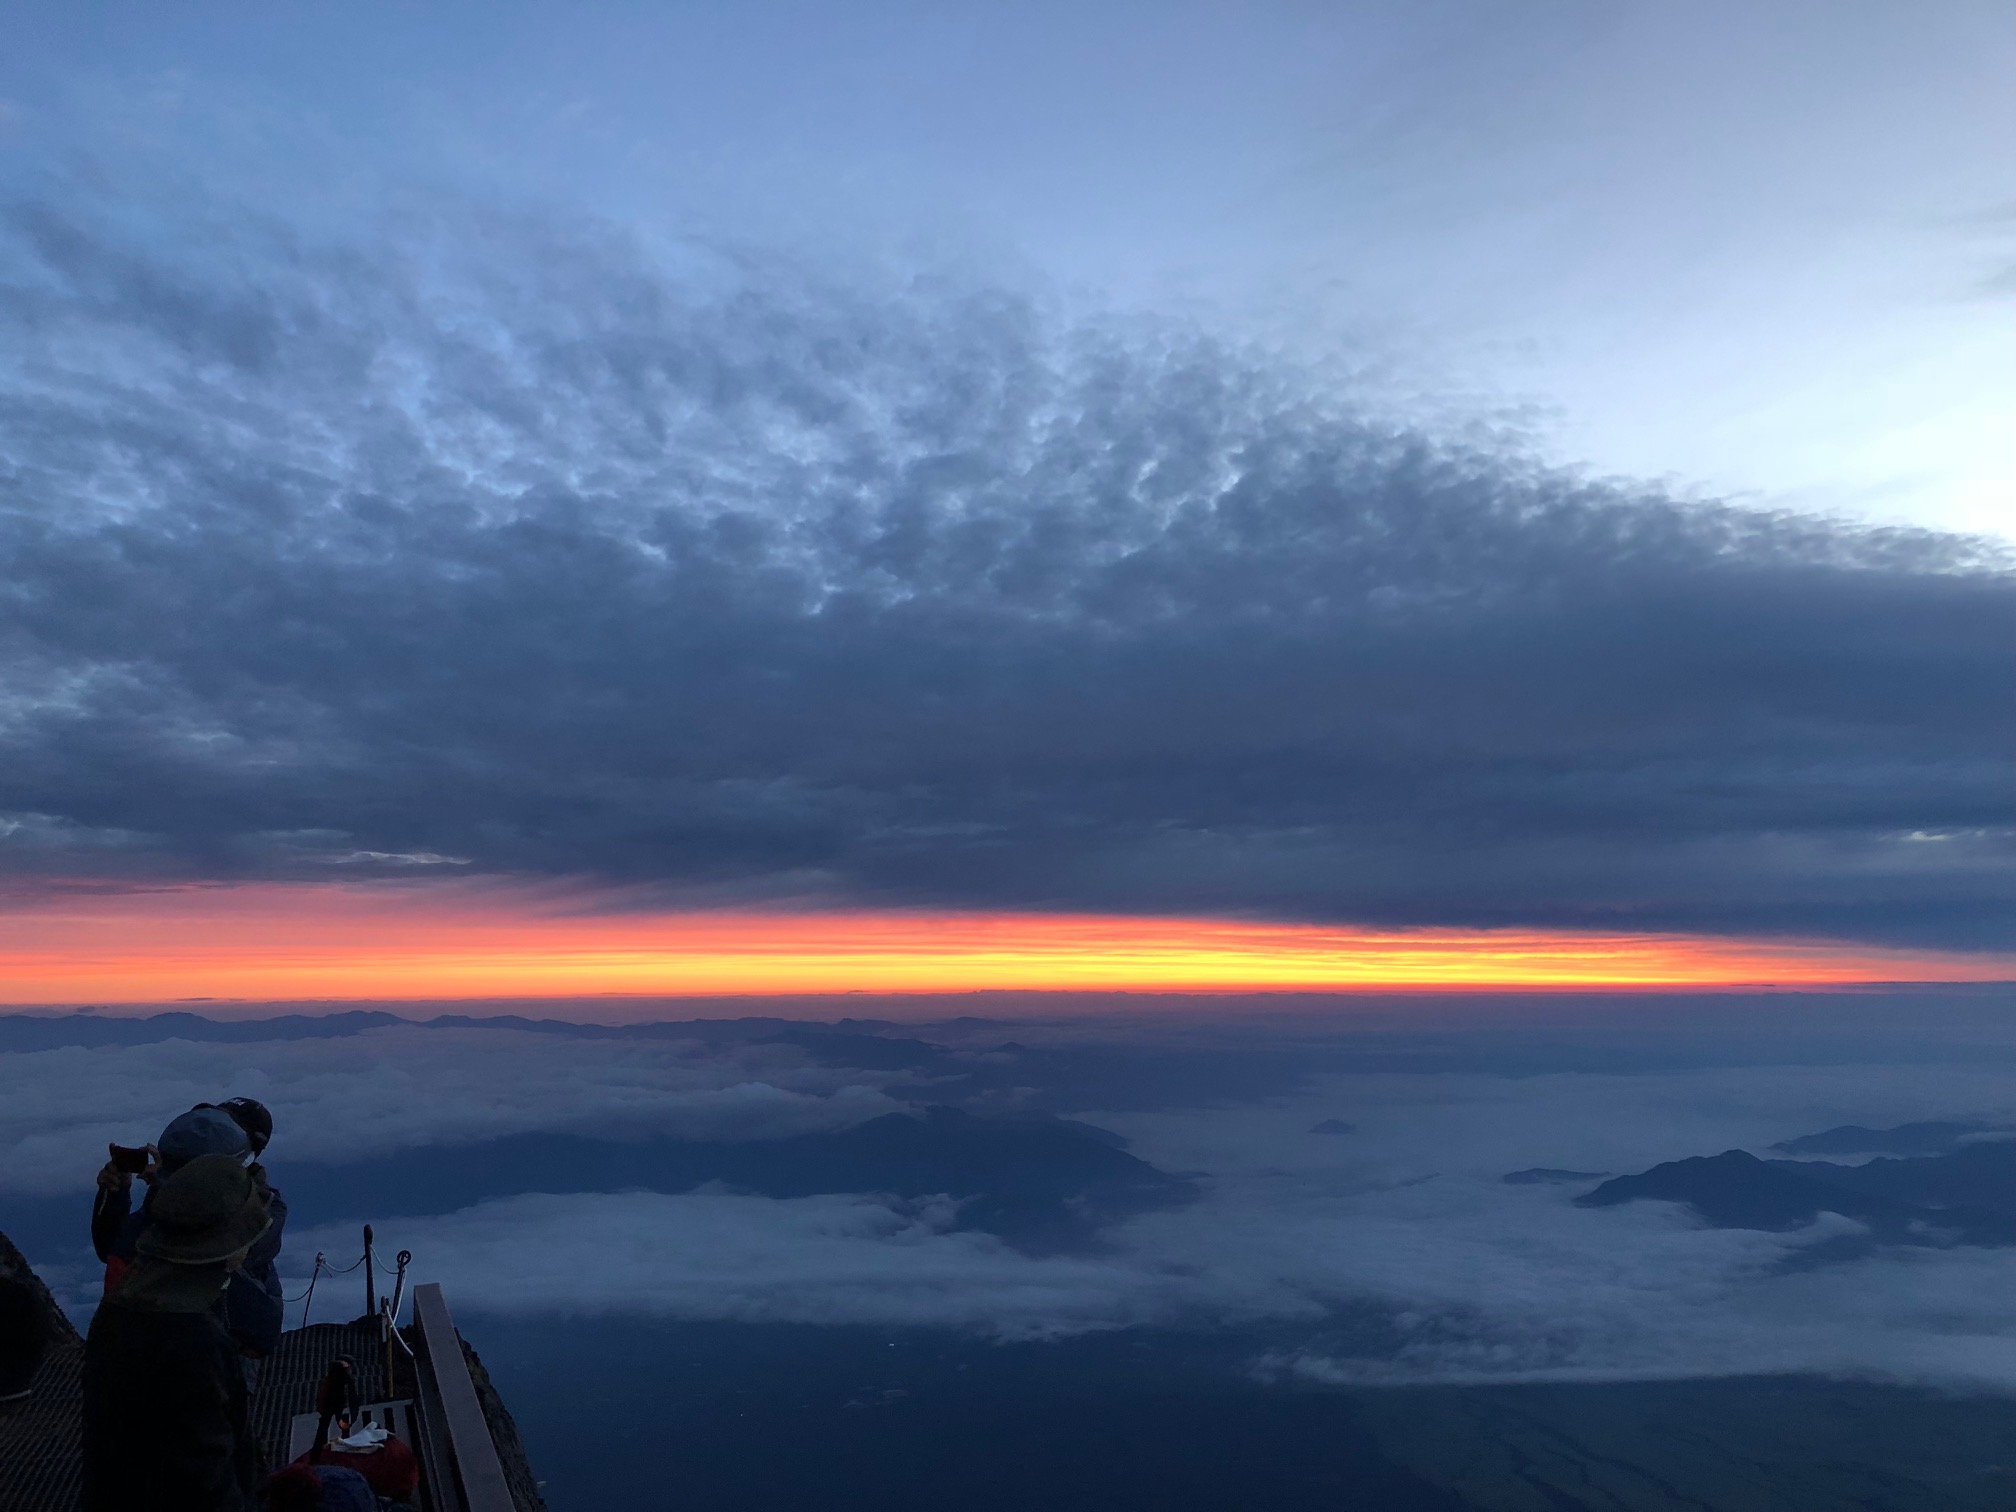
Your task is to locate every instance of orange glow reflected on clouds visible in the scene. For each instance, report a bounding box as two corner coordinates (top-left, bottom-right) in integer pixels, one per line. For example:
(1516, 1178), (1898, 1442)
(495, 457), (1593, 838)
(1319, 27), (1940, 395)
(2, 881), (2011, 1006)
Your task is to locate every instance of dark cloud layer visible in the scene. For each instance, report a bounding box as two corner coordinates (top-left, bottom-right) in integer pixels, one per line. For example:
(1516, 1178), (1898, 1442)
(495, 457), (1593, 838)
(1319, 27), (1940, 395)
(1, 183), (2011, 945)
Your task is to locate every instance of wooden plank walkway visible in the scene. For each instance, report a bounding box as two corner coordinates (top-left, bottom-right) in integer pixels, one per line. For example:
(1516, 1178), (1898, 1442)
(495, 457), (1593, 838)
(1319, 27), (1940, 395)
(0, 1234), (542, 1512)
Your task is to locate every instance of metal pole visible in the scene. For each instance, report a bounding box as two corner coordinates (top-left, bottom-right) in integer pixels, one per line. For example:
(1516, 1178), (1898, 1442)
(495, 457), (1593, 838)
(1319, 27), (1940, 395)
(363, 1224), (376, 1321)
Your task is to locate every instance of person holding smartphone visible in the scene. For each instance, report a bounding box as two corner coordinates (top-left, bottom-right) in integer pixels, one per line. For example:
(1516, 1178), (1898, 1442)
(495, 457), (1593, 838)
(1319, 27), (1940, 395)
(91, 1101), (289, 1383)
(82, 1154), (274, 1512)
(91, 1106), (246, 1278)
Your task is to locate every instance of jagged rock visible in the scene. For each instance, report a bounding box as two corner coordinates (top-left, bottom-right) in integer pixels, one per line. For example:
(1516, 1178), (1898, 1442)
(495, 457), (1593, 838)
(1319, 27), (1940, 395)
(0, 1228), (79, 1350)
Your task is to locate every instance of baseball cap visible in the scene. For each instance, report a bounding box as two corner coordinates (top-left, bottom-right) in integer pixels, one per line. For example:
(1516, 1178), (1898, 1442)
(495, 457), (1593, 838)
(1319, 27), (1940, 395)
(156, 1106), (251, 1174)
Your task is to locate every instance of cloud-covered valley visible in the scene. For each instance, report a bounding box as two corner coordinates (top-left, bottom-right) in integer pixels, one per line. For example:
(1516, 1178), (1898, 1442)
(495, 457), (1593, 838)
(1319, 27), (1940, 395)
(15, 1006), (2016, 1389)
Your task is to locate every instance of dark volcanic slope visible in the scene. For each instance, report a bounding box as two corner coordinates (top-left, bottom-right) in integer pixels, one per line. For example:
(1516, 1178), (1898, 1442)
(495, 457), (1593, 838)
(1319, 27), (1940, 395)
(1351, 1375), (2016, 1512)
(0, 1230), (85, 1512)
(471, 1319), (2016, 1512)
(472, 1318), (1467, 1512)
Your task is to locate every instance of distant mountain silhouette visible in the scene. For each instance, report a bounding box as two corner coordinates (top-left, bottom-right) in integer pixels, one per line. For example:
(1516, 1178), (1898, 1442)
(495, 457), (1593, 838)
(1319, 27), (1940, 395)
(1578, 1147), (2016, 1248)
(1501, 1168), (1607, 1185)
(1577, 1151), (1882, 1229)
(1771, 1121), (2009, 1158)
(279, 1106), (1193, 1253)
(0, 1010), (408, 1052)
(1786, 1138), (2016, 1222)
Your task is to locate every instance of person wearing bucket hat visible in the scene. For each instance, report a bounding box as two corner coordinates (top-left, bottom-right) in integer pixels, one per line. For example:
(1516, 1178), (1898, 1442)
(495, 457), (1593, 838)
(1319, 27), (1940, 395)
(137, 1153), (275, 1265)
(91, 1107), (249, 1269)
(91, 1101), (290, 1370)
(81, 1155), (272, 1512)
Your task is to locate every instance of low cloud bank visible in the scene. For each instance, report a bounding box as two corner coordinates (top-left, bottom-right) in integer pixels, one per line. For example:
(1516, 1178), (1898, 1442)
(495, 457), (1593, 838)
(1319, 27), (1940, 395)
(0, 1025), (905, 1196)
(287, 1153), (2016, 1387)
(20, 1012), (2016, 1386)
(295, 1190), (1158, 1339)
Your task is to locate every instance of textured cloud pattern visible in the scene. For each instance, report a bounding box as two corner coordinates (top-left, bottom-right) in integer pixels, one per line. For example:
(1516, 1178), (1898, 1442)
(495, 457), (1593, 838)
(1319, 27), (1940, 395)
(2, 183), (2011, 943)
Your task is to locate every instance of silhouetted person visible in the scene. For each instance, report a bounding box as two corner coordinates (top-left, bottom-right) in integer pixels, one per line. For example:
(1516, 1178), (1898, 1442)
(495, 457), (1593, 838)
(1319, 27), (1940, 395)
(215, 1097), (290, 1372)
(94, 1101), (289, 1374)
(82, 1154), (273, 1512)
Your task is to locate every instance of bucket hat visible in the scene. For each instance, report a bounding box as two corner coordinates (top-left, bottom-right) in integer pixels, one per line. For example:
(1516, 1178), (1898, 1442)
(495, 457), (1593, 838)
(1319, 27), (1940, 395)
(137, 1153), (272, 1265)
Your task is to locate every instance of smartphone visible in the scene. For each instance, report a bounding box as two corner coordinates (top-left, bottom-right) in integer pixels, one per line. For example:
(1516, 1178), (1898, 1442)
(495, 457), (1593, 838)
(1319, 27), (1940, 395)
(109, 1143), (151, 1174)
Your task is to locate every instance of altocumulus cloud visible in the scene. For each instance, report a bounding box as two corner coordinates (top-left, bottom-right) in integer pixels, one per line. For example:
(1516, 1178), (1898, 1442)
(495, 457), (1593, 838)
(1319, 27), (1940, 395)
(1, 176), (2012, 945)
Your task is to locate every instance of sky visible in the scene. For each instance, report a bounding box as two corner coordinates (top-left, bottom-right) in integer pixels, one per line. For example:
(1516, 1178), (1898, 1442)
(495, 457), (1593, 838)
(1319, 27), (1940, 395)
(1, 1), (2012, 999)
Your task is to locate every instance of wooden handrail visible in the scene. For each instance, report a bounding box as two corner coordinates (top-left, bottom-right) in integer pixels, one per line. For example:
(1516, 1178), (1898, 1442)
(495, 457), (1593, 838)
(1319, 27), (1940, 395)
(411, 1282), (517, 1512)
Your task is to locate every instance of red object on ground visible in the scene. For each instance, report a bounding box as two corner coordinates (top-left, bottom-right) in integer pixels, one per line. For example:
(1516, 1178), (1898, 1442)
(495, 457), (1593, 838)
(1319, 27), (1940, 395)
(294, 1435), (418, 1500)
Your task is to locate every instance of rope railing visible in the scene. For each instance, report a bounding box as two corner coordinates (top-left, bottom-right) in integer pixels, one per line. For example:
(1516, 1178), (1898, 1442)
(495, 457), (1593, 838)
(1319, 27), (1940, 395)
(286, 1249), (328, 1330)
(383, 1305), (418, 1359)
(284, 1230), (414, 1330)
(283, 1252), (326, 1306)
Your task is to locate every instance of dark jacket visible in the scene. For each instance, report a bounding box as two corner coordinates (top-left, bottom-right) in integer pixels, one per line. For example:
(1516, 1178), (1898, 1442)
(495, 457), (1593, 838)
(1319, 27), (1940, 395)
(94, 1169), (289, 1355)
(82, 1260), (261, 1512)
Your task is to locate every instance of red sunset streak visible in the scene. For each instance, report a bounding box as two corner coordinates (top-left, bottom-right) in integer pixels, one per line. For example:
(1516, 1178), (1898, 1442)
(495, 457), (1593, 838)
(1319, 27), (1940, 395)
(1, 881), (2009, 1005)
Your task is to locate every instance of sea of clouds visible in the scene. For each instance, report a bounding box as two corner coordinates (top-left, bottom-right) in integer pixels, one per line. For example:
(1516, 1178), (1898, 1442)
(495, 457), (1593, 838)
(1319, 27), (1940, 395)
(0, 1026), (907, 1197)
(11, 1011), (2016, 1388)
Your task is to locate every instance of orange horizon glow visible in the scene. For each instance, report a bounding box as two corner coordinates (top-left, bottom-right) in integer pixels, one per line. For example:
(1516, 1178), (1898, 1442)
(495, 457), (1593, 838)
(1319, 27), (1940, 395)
(1, 880), (2011, 1006)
